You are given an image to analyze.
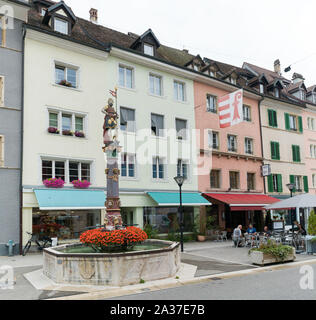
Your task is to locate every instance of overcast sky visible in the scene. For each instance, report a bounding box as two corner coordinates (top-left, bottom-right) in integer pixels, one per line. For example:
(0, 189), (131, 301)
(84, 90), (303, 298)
(65, 0), (316, 87)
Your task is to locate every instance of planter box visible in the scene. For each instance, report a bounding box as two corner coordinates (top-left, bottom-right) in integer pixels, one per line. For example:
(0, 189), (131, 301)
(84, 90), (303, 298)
(249, 247), (296, 266)
(197, 235), (206, 242)
(306, 238), (316, 254)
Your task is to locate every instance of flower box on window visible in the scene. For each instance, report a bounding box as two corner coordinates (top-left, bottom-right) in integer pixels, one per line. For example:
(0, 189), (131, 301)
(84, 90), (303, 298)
(43, 178), (65, 188)
(48, 127), (60, 134)
(75, 131), (85, 138)
(62, 130), (74, 136)
(58, 80), (73, 87)
(71, 180), (91, 189)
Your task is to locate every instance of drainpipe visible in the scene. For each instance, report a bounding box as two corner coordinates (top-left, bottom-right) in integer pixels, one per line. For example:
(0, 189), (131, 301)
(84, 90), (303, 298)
(19, 25), (26, 255)
(258, 96), (266, 194)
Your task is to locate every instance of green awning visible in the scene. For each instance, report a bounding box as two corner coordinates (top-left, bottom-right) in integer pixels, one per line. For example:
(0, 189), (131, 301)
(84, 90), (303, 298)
(34, 189), (106, 210)
(147, 192), (211, 206)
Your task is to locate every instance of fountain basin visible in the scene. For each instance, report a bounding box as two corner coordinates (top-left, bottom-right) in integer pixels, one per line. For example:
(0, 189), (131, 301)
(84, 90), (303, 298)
(43, 239), (180, 286)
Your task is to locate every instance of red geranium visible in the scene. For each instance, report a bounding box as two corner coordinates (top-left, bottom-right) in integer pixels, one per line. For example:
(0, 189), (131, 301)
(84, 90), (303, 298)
(80, 226), (148, 252)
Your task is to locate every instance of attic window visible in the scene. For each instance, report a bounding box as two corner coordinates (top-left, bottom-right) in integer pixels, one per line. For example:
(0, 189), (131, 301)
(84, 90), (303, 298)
(41, 8), (47, 16)
(275, 88), (280, 98)
(301, 90), (306, 101)
(144, 43), (154, 56)
(54, 18), (68, 35)
(259, 84), (264, 94)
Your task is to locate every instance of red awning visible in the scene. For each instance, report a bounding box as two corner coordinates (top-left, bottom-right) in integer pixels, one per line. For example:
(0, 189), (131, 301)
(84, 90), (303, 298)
(203, 193), (279, 211)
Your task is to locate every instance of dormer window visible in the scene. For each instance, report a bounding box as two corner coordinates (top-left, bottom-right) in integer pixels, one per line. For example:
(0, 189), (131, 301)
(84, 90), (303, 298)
(301, 90), (306, 101)
(54, 18), (69, 35)
(41, 8), (47, 16)
(193, 65), (199, 71)
(231, 77), (237, 85)
(259, 83), (264, 94)
(144, 43), (154, 56)
(275, 88), (280, 98)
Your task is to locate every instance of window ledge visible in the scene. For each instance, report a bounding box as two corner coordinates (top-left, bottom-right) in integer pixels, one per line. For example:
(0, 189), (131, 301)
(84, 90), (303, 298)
(117, 85), (137, 93)
(52, 83), (82, 92)
(151, 179), (169, 183)
(47, 132), (88, 140)
(174, 99), (189, 105)
(147, 92), (166, 100)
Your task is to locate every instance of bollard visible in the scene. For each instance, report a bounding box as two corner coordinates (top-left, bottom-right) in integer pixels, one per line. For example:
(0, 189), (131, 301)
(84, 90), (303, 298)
(5, 240), (16, 257)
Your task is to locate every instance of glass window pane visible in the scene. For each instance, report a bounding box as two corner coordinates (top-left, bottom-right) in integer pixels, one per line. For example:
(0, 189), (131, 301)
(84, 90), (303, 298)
(42, 160), (52, 180)
(75, 117), (83, 131)
(152, 164), (157, 178)
(119, 66), (125, 87)
(149, 75), (155, 94)
(67, 68), (77, 88)
(49, 113), (58, 128)
(55, 66), (65, 84)
(69, 162), (79, 182)
(62, 114), (72, 131)
(54, 18), (68, 34)
(126, 68), (133, 88)
(55, 161), (65, 180)
(81, 163), (90, 181)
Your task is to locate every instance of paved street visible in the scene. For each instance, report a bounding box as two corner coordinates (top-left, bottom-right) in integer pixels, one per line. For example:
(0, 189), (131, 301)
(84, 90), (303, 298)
(110, 261), (316, 300)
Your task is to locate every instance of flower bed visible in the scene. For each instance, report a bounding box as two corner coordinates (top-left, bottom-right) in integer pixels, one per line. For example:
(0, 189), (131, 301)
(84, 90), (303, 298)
(43, 178), (65, 188)
(71, 180), (91, 189)
(80, 226), (148, 253)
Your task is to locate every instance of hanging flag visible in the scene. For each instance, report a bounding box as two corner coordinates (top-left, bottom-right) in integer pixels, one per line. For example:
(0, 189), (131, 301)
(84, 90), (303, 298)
(218, 89), (243, 128)
(109, 89), (117, 98)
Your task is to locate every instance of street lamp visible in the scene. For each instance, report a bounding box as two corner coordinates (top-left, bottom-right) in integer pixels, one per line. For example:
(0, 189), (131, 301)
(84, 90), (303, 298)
(286, 183), (296, 238)
(174, 175), (185, 252)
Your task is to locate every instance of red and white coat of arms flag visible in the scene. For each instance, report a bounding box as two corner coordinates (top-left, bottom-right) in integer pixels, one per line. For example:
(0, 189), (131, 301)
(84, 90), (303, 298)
(218, 89), (243, 128)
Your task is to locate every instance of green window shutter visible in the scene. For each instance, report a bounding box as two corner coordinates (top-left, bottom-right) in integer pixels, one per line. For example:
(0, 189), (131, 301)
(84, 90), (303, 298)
(290, 175), (296, 193)
(276, 142), (280, 160)
(267, 175), (274, 193)
(292, 145), (296, 162)
(285, 113), (290, 130)
(298, 116), (303, 133)
(273, 110), (278, 127)
(268, 110), (273, 126)
(303, 176), (309, 193)
(296, 146), (301, 162)
(277, 174), (283, 193)
(271, 142), (275, 159)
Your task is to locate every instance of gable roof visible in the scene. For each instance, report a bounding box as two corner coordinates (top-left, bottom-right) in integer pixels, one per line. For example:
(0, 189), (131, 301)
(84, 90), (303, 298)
(43, 0), (76, 23)
(130, 28), (161, 49)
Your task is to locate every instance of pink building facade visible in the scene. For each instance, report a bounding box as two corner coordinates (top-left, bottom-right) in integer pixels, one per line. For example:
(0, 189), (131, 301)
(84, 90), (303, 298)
(194, 79), (273, 233)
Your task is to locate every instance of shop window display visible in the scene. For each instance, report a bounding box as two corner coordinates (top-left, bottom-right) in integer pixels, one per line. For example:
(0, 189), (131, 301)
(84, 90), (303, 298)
(32, 209), (101, 240)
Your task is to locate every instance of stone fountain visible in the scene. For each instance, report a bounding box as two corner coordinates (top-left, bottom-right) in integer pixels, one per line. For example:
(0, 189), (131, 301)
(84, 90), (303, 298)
(43, 93), (180, 286)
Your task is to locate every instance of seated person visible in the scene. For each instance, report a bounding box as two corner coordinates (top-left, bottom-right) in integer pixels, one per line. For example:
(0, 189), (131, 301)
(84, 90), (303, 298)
(246, 224), (257, 235)
(232, 225), (243, 247)
(294, 221), (307, 236)
(263, 226), (271, 237)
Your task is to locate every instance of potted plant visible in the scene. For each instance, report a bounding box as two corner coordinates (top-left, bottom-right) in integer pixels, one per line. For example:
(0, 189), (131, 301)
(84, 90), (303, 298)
(71, 180), (91, 189)
(75, 131), (85, 138)
(249, 240), (295, 266)
(59, 80), (73, 87)
(43, 178), (65, 188)
(306, 210), (316, 254)
(48, 127), (59, 134)
(62, 129), (74, 136)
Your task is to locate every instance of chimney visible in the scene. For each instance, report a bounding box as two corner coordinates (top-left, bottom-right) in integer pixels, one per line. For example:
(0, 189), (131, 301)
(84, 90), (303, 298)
(274, 59), (281, 75)
(292, 72), (305, 84)
(89, 8), (98, 24)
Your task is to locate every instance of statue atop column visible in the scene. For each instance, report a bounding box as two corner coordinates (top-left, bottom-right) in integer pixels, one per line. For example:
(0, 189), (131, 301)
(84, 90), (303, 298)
(102, 92), (123, 229)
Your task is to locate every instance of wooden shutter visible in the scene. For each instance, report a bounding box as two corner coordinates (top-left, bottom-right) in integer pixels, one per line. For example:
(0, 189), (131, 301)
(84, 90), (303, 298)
(290, 175), (296, 192)
(272, 110), (277, 127)
(285, 113), (290, 130)
(303, 176), (309, 193)
(270, 142), (275, 159)
(277, 174), (283, 193)
(276, 142), (280, 160)
(267, 175), (274, 193)
(271, 142), (280, 160)
(298, 116), (303, 133)
(268, 110), (273, 126)
(296, 146), (301, 162)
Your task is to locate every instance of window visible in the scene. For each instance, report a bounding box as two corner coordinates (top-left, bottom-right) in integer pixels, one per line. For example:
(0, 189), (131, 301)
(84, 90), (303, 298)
(177, 159), (188, 180)
(151, 113), (164, 137)
(247, 173), (255, 190)
(268, 174), (283, 193)
(243, 105), (251, 122)
(49, 112), (58, 128)
(310, 145), (316, 159)
(152, 157), (164, 180)
(308, 117), (315, 130)
(0, 135), (4, 167)
(0, 15), (6, 47)
(42, 160), (91, 183)
(176, 119), (187, 140)
(292, 145), (301, 163)
(121, 153), (136, 178)
(245, 138), (253, 155)
(259, 83), (264, 94)
(119, 65), (133, 89)
(208, 131), (219, 150)
(41, 8), (47, 16)
(268, 109), (278, 127)
(227, 135), (237, 152)
(174, 81), (185, 102)
(275, 88), (280, 98)
(210, 170), (220, 189)
(54, 18), (68, 35)
(120, 107), (135, 132)
(229, 171), (239, 190)
(48, 110), (86, 137)
(230, 77), (237, 85)
(206, 94), (217, 113)
(285, 113), (303, 132)
(294, 176), (302, 192)
(301, 90), (306, 101)
(55, 65), (77, 88)
(313, 174), (316, 188)
(149, 74), (162, 96)
(0, 76), (4, 106)
(144, 43), (154, 56)
(270, 141), (280, 160)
